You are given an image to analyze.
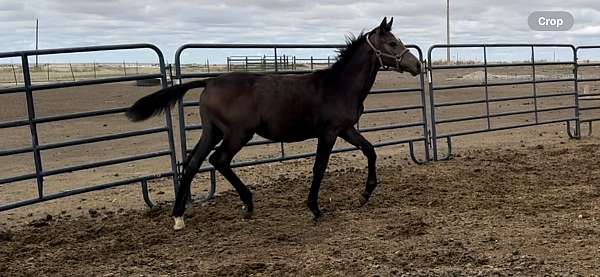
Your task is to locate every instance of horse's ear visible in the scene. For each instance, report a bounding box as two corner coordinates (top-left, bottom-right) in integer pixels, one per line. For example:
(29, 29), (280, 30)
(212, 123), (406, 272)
(386, 17), (394, 31)
(378, 17), (388, 33)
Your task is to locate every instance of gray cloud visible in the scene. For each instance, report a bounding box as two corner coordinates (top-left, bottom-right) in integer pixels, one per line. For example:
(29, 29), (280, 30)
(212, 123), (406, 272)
(0, 0), (599, 62)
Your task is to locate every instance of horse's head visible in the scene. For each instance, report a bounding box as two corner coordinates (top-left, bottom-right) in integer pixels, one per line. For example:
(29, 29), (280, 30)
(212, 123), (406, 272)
(366, 17), (422, 76)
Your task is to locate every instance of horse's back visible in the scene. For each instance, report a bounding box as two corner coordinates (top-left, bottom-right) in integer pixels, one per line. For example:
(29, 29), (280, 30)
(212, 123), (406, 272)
(201, 72), (324, 141)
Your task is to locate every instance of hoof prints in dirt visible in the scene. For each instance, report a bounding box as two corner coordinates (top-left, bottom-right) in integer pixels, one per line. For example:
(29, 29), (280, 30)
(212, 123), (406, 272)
(1, 142), (600, 275)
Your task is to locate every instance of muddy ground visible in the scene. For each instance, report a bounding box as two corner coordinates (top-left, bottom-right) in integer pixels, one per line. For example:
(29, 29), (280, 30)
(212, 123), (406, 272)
(1, 138), (599, 276)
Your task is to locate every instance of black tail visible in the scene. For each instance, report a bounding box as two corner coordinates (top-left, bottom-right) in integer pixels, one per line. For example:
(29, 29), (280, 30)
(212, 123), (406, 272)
(126, 80), (208, 122)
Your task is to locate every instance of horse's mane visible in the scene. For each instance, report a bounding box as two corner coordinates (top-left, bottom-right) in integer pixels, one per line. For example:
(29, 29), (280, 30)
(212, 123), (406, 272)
(322, 31), (370, 77)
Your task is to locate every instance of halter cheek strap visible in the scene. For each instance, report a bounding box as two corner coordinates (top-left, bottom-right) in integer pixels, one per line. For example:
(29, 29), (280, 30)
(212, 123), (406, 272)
(366, 34), (410, 71)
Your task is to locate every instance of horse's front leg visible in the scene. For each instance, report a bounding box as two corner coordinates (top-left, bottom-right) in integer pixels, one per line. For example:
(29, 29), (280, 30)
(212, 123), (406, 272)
(340, 127), (377, 205)
(307, 134), (337, 218)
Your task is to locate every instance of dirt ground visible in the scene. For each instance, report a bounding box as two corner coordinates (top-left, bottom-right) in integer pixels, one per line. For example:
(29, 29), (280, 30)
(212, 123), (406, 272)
(1, 137), (599, 276)
(2, 62), (600, 275)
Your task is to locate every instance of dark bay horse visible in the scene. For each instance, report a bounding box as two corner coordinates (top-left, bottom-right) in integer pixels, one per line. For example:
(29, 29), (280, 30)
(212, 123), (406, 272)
(126, 17), (421, 230)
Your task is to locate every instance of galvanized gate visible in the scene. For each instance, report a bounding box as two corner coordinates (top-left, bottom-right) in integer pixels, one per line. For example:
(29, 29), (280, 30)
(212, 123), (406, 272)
(427, 44), (579, 160)
(173, 43), (430, 199)
(0, 44), (179, 211)
(573, 46), (600, 137)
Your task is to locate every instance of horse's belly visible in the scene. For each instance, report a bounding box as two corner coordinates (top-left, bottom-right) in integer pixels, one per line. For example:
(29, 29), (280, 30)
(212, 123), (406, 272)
(256, 120), (318, 142)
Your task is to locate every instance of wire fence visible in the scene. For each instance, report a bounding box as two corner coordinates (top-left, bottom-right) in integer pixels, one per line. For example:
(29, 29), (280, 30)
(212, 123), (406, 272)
(0, 62), (161, 85)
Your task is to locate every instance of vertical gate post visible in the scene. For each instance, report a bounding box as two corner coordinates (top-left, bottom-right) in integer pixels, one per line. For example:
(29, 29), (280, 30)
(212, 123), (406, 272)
(572, 46), (581, 138)
(156, 51), (180, 193)
(483, 46), (491, 129)
(274, 47), (278, 72)
(427, 49), (439, 161)
(21, 55), (45, 199)
(416, 47), (430, 162)
(531, 46), (540, 124)
(11, 64), (18, 85)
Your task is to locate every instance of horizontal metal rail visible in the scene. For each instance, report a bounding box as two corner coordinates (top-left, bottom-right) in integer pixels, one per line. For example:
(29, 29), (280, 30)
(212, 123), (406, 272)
(0, 86), (26, 95)
(38, 127), (168, 151)
(570, 62), (600, 67)
(435, 106), (576, 125)
(430, 61), (574, 70)
(431, 78), (575, 91)
(435, 92), (576, 108)
(41, 150), (171, 178)
(29, 74), (163, 91)
(440, 117), (577, 138)
(578, 77), (600, 83)
(0, 172), (173, 212)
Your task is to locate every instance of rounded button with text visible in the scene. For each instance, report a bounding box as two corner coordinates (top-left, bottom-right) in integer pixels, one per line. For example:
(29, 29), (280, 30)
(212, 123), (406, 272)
(528, 11), (574, 31)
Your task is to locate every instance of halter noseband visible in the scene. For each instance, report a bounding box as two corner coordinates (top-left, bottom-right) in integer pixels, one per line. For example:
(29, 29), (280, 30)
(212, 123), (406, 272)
(366, 33), (410, 71)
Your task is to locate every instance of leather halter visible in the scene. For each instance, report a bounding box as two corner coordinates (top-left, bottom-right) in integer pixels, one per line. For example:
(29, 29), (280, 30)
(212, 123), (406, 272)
(366, 33), (410, 71)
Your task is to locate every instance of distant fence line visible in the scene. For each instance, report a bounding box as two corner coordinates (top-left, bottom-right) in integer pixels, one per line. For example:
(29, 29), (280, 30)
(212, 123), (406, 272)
(0, 54), (338, 85)
(0, 62), (161, 85)
(226, 55), (335, 72)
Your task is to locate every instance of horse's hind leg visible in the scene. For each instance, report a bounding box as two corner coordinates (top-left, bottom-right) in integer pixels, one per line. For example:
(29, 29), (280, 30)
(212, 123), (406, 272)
(340, 127), (377, 206)
(172, 123), (222, 230)
(307, 134), (337, 219)
(209, 133), (254, 218)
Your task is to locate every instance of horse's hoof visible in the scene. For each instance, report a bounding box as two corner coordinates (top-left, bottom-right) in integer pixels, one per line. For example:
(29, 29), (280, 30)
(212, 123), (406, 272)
(242, 210), (254, 219)
(309, 207), (321, 218)
(359, 194), (370, 206)
(311, 206), (327, 219)
(312, 207), (331, 223)
(242, 205), (254, 219)
(173, 216), (185, 230)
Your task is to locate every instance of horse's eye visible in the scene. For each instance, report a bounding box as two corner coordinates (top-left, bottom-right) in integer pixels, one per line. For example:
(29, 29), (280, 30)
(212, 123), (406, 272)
(388, 42), (398, 47)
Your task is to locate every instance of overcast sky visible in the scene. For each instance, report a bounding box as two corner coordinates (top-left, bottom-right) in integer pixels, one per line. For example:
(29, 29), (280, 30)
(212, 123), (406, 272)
(1, 0), (600, 63)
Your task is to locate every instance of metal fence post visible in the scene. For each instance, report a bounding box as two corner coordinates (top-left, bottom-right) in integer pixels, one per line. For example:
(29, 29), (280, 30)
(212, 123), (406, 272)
(427, 50), (439, 161)
(11, 64), (18, 85)
(416, 47), (430, 162)
(274, 47), (278, 72)
(156, 54), (180, 193)
(69, 63), (75, 81)
(21, 55), (45, 199)
(483, 46), (491, 129)
(573, 46), (581, 138)
(531, 46), (539, 124)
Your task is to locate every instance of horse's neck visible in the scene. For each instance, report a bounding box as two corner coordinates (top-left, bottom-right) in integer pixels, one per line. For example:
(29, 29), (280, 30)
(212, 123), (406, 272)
(334, 44), (379, 104)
